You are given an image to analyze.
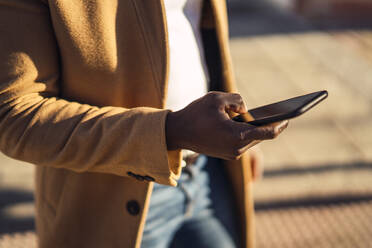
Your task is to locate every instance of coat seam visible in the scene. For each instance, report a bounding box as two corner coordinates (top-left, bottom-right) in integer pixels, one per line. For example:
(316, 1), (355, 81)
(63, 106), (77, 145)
(130, 0), (163, 103)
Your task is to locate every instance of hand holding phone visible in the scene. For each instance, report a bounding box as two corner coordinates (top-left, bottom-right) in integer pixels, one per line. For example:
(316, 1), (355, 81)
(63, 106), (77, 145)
(166, 91), (290, 160)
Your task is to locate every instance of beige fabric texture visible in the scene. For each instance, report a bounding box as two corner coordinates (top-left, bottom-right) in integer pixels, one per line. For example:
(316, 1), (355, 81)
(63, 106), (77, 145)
(0, 0), (254, 247)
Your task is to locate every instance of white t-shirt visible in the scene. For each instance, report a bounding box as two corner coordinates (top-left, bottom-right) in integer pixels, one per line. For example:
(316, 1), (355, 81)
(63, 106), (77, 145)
(164, 0), (209, 111)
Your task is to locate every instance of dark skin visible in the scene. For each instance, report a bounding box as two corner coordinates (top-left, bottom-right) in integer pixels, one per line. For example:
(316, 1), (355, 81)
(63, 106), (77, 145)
(166, 91), (288, 162)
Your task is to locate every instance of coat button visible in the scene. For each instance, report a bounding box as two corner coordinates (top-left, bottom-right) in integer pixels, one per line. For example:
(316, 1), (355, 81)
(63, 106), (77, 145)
(135, 175), (145, 181)
(126, 200), (140, 216)
(127, 171), (135, 177)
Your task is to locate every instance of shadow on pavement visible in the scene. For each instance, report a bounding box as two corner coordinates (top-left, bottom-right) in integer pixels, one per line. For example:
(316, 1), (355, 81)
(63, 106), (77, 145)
(0, 189), (35, 234)
(255, 160), (372, 211)
(264, 161), (372, 178)
(228, 1), (372, 38)
(255, 193), (372, 211)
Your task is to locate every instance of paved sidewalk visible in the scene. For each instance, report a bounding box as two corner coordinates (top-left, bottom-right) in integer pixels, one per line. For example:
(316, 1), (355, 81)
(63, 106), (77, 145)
(229, 0), (372, 199)
(229, 1), (372, 247)
(255, 201), (372, 248)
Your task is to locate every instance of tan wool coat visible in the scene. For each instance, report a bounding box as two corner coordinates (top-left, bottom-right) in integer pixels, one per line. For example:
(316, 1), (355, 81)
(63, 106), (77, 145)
(0, 0), (255, 247)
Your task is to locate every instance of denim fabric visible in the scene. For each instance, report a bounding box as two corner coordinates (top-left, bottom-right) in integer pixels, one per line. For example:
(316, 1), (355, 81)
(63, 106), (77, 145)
(141, 155), (240, 248)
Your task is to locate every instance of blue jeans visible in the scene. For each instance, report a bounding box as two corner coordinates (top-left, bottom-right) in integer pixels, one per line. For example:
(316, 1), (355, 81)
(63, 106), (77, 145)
(141, 156), (240, 248)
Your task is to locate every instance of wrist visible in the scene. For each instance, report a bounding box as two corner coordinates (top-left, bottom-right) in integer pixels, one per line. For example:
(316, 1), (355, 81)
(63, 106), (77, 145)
(165, 111), (183, 150)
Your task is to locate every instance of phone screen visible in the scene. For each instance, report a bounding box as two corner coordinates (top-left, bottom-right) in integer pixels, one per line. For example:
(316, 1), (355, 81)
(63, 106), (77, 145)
(234, 91), (328, 125)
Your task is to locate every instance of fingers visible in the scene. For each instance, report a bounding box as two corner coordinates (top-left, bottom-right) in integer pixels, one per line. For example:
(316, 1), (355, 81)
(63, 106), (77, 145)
(208, 91), (247, 114)
(240, 120), (289, 144)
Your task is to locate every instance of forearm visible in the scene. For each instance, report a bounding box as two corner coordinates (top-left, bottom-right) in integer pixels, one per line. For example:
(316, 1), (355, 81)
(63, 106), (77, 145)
(0, 93), (182, 184)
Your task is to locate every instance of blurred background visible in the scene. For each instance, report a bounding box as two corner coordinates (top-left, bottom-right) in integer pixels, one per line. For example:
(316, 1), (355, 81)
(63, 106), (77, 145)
(230, 0), (372, 247)
(1, 0), (372, 247)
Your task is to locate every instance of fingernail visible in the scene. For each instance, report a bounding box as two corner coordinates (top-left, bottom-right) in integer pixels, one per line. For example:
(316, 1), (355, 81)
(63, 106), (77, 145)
(243, 102), (248, 112)
(277, 120), (289, 132)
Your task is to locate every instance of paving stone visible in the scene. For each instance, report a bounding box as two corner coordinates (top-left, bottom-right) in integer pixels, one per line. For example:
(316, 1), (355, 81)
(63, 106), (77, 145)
(0, 153), (34, 191)
(282, 123), (363, 165)
(230, 11), (372, 247)
(231, 33), (372, 123)
(2, 203), (35, 220)
(254, 167), (372, 202)
(231, 38), (303, 108)
(293, 32), (372, 101)
(0, 232), (37, 248)
(255, 201), (372, 248)
(231, 31), (372, 168)
(332, 31), (372, 65)
(338, 113), (372, 161)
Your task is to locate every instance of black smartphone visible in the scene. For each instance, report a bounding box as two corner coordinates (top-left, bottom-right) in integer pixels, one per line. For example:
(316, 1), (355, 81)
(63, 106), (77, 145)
(232, 90), (328, 126)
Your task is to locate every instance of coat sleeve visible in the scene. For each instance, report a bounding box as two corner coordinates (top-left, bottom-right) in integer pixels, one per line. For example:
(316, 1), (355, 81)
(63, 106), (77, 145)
(0, 0), (182, 186)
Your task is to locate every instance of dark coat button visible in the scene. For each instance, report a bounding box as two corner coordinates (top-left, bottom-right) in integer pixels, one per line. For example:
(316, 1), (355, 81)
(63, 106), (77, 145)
(127, 172), (144, 181)
(126, 200), (140, 216)
(144, 175), (155, 182)
(135, 175), (145, 181)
